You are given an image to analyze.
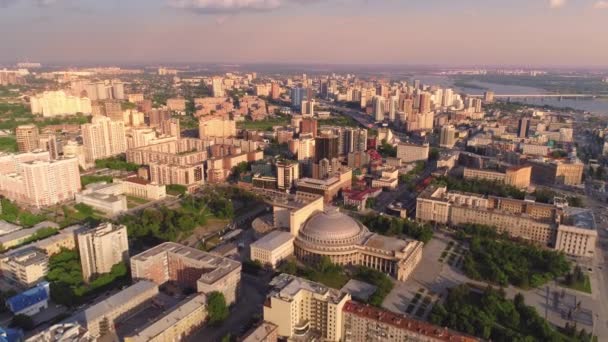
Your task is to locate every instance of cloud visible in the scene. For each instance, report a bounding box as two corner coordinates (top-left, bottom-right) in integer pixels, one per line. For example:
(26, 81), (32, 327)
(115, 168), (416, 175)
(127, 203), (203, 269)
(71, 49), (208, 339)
(169, 0), (283, 13)
(594, 0), (608, 8)
(168, 0), (329, 13)
(0, 0), (58, 7)
(549, 0), (566, 8)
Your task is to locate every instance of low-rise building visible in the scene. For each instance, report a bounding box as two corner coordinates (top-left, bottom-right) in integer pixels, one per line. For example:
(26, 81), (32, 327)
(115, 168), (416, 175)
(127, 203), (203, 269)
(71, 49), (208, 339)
(250, 231), (295, 268)
(75, 182), (127, 216)
(371, 168), (399, 190)
(6, 281), (50, 316)
(0, 247), (48, 288)
(114, 176), (166, 200)
(81, 281), (159, 338)
(123, 294), (208, 342)
(343, 188), (382, 212)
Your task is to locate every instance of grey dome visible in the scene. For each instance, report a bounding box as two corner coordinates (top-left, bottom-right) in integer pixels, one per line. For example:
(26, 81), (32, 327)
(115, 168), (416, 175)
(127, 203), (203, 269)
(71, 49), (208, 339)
(298, 207), (368, 246)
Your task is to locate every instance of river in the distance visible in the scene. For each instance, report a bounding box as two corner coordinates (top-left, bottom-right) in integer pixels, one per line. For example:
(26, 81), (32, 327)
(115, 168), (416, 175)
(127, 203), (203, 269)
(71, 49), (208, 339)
(411, 75), (608, 115)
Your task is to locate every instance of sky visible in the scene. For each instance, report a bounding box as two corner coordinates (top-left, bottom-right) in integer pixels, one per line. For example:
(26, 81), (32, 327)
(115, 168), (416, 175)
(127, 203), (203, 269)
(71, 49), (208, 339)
(1, 0), (608, 67)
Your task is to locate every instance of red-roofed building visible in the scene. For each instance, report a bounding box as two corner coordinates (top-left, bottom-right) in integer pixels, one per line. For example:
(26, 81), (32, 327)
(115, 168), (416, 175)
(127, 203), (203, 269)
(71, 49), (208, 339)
(343, 188), (382, 211)
(342, 301), (481, 342)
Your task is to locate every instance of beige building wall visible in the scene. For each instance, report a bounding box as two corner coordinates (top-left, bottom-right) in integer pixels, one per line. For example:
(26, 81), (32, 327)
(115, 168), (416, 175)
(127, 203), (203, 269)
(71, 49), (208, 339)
(85, 281), (159, 338)
(81, 115), (127, 164)
(15, 125), (39, 152)
(0, 155), (81, 208)
(555, 225), (597, 258)
(263, 276), (350, 341)
(77, 223), (129, 282)
(556, 163), (584, 186)
(505, 166), (532, 188)
(396, 143), (429, 163)
(463, 167), (506, 183)
(250, 232), (295, 268)
(199, 117), (236, 139)
(124, 294), (207, 342)
(0, 248), (48, 288)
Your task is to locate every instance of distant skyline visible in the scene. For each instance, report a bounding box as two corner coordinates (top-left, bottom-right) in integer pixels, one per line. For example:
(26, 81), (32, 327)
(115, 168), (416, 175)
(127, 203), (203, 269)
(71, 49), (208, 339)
(1, 0), (608, 67)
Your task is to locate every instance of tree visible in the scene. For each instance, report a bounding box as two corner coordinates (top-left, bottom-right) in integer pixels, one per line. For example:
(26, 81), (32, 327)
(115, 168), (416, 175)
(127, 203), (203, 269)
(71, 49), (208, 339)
(207, 291), (229, 325)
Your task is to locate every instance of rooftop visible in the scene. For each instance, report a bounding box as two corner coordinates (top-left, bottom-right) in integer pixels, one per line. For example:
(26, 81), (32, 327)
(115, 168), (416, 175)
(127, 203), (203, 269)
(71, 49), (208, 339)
(6, 281), (50, 313)
(361, 234), (410, 253)
(268, 274), (347, 305)
(82, 281), (158, 324)
(0, 221), (22, 236)
(343, 301), (480, 342)
(251, 230), (294, 251)
(562, 207), (596, 230)
(125, 294), (207, 342)
(242, 322), (278, 342)
(340, 280), (377, 302)
(131, 242), (241, 285)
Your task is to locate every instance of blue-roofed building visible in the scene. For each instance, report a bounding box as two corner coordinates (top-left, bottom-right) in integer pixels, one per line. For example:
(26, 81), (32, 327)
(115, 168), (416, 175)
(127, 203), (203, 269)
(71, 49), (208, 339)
(5, 281), (50, 316)
(0, 327), (24, 342)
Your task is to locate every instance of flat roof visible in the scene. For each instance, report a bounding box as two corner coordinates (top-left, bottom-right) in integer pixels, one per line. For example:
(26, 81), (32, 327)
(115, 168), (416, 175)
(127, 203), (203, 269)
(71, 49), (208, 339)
(268, 274), (346, 304)
(125, 294), (207, 342)
(83, 281), (157, 323)
(242, 322), (278, 342)
(563, 207), (596, 230)
(340, 280), (377, 302)
(131, 242), (241, 285)
(343, 301), (480, 341)
(0, 220), (22, 236)
(251, 231), (294, 251)
(361, 234), (410, 253)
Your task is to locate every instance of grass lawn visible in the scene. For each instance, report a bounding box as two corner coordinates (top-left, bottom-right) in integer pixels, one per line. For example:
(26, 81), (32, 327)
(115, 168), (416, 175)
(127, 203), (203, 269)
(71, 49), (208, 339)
(559, 275), (592, 294)
(0, 136), (17, 152)
(126, 195), (150, 209)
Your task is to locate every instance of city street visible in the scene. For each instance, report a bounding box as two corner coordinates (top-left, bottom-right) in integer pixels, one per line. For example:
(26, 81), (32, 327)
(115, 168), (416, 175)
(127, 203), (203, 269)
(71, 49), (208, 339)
(186, 273), (272, 342)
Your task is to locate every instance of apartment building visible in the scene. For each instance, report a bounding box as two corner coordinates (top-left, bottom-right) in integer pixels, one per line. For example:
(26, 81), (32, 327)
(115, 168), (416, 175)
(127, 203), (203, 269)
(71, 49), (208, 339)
(81, 281), (159, 338)
(81, 115), (127, 165)
(0, 152), (81, 208)
(0, 247), (49, 288)
(148, 163), (205, 190)
(276, 160), (300, 191)
(15, 125), (39, 152)
(126, 138), (209, 165)
(30, 90), (92, 117)
(130, 242), (242, 305)
(198, 116), (236, 139)
(342, 301), (479, 342)
(263, 274), (351, 341)
(77, 223), (129, 282)
(529, 160), (584, 186)
(296, 168), (353, 203)
(123, 294), (208, 342)
(416, 186), (596, 256)
(396, 142), (429, 163)
(463, 165), (531, 189)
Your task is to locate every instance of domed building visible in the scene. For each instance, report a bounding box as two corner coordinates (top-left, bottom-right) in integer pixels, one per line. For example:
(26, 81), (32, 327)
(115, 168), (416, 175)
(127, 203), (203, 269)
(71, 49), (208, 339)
(294, 207), (423, 281)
